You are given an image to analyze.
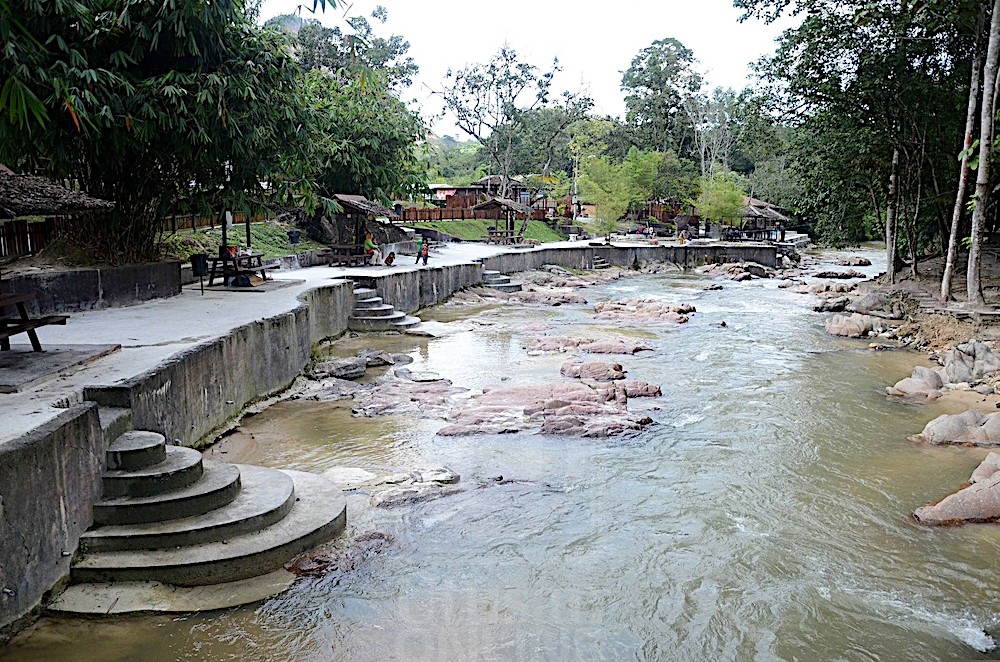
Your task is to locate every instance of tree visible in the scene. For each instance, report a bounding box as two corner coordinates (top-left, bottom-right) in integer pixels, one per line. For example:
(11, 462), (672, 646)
(696, 174), (746, 227)
(579, 147), (665, 239)
(966, 0), (1000, 306)
(439, 46), (591, 198)
(621, 38), (702, 155)
(0, 0), (315, 262)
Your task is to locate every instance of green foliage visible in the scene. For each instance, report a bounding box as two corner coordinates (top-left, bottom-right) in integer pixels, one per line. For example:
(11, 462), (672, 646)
(159, 221), (326, 261)
(1, 0), (314, 263)
(406, 219), (566, 242)
(440, 46), (592, 197)
(302, 68), (426, 203)
(579, 147), (666, 237)
(695, 174), (746, 224)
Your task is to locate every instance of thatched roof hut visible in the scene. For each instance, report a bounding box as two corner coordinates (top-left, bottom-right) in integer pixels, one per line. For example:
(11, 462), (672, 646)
(472, 197), (534, 217)
(0, 168), (114, 219)
(333, 194), (398, 221)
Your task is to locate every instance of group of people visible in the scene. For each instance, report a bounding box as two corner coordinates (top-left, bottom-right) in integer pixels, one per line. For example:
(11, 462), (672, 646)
(363, 231), (429, 268)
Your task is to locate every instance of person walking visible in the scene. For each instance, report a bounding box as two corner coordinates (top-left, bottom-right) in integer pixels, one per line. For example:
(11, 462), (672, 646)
(420, 238), (429, 266)
(414, 234), (423, 264)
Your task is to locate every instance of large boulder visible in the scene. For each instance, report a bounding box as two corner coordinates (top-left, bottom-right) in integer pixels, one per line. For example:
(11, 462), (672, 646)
(824, 313), (876, 338)
(814, 269), (866, 279)
(560, 361), (627, 381)
(813, 296), (850, 313)
(311, 357), (367, 380)
(845, 291), (909, 320)
(837, 256), (872, 267)
(914, 409), (1000, 446)
(939, 340), (1000, 384)
(593, 299), (695, 324)
(885, 365), (945, 399)
(914, 454), (1000, 525)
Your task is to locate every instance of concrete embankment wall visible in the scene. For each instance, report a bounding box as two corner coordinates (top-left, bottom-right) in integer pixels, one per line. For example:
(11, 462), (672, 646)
(0, 404), (104, 642)
(0, 262), (182, 316)
(84, 281), (356, 448)
(480, 243), (778, 273)
(354, 263), (483, 314)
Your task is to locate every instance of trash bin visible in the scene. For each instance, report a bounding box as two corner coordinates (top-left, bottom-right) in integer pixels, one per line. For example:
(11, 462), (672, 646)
(287, 229), (301, 245)
(190, 253), (208, 295)
(190, 253), (208, 277)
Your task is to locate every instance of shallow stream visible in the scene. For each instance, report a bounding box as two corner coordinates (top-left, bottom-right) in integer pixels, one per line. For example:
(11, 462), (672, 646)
(9, 251), (1000, 661)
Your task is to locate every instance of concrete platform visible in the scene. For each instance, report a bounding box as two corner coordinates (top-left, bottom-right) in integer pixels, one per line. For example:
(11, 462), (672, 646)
(48, 569), (296, 615)
(194, 278), (302, 294)
(0, 344), (120, 393)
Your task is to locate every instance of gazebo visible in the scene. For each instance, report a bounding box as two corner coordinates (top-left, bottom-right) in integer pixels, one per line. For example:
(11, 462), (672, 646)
(473, 197), (534, 244)
(332, 194), (399, 245)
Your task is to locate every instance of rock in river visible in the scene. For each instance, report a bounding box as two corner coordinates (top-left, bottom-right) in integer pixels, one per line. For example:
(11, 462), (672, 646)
(593, 298), (695, 324)
(914, 453), (1000, 525)
(560, 361), (627, 381)
(912, 409), (1000, 447)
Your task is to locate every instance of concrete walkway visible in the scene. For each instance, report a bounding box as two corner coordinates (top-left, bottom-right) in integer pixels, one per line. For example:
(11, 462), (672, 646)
(0, 239), (604, 445)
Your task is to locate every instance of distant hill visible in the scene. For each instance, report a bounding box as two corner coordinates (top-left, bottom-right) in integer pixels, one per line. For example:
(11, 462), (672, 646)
(263, 13), (304, 34)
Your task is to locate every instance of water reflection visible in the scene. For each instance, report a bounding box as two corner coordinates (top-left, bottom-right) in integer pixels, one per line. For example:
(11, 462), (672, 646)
(10, 251), (1000, 661)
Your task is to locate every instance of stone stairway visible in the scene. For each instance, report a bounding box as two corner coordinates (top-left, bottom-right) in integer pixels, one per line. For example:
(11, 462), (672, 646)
(592, 256), (611, 270)
(348, 285), (421, 332)
(482, 270), (523, 293)
(55, 430), (346, 610)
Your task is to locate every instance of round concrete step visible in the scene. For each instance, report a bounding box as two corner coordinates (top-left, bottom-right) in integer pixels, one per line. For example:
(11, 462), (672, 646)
(392, 315), (421, 330)
(489, 282), (523, 293)
(482, 269), (500, 276)
(354, 303), (396, 317)
(84, 465), (293, 552)
(352, 287), (377, 300)
(102, 446), (204, 499)
(348, 310), (408, 331)
(73, 470), (347, 587)
(483, 275), (511, 285)
(94, 461), (241, 526)
(106, 431), (166, 471)
(353, 296), (384, 309)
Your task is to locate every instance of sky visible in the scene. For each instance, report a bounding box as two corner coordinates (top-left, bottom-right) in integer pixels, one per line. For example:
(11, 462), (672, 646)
(257, 0), (797, 136)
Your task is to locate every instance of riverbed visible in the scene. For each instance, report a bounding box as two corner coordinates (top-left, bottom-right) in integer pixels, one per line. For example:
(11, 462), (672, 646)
(9, 251), (1000, 661)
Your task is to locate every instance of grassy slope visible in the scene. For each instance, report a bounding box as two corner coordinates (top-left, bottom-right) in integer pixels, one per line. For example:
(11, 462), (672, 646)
(406, 219), (566, 242)
(159, 221), (326, 261)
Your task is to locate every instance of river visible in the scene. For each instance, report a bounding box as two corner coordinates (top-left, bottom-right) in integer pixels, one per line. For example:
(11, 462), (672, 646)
(9, 250), (1000, 661)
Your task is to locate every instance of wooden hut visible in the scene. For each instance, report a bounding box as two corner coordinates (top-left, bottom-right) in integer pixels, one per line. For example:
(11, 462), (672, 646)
(332, 194), (399, 244)
(742, 197), (789, 241)
(473, 197), (534, 243)
(0, 166), (114, 258)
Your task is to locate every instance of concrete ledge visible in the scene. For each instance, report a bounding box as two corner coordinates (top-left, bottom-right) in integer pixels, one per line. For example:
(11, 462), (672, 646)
(1, 262), (182, 316)
(0, 403), (104, 644)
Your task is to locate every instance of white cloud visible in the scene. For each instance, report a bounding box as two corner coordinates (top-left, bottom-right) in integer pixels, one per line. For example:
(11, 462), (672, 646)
(258, 0), (797, 135)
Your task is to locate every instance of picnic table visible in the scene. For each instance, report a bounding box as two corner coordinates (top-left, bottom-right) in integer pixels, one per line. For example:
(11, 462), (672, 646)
(206, 252), (279, 286)
(486, 229), (516, 245)
(0, 292), (68, 352)
(325, 244), (367, 267)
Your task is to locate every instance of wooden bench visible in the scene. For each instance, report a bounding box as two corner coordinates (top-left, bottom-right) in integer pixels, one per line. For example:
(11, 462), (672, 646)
(206, 253), (279, 286)
(326, 244), (367, 267)
(0, 292), (68, 352)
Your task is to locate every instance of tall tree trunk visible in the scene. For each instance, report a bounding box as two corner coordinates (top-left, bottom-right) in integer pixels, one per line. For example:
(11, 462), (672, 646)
(886, 147), (900, 284)
(942, 7), (985, 301)
(967, 0), (1000, 306)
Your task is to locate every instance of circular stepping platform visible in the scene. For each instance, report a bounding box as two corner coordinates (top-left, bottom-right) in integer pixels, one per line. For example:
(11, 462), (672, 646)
(84, 465), (293, 552)
(102, 445), (204, 498)
(74, 470), (347, 587)
(94, 461), (241, 526)
(106, 431), (166, 471)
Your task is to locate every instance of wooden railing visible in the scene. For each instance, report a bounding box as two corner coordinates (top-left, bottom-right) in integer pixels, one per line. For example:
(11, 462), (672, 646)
(399, 208), (548, 222)
(0, 218), (72, 257)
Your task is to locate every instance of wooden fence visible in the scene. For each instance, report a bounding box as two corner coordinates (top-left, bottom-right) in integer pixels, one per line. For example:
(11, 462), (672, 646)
(0, 218), (73, 258)
(399, 208), (548, 222)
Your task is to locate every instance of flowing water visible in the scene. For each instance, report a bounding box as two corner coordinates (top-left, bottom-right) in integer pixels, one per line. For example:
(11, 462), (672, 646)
(10, 251), (1000, 661)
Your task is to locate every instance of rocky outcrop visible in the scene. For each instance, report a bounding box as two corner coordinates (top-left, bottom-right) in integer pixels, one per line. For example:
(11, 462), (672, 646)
(372, 467), (463, 507)
(560, 361), (627, 381)
(914, 453), (1000, 525)
(524, 336), (654, 355)
(288, 531), (395, 577)
(697, 262), (775, 281)
(845, 291), (911, 320)
(593, 299), (695, 324)
(310, 357), (367, 380)
(824, 313), (878, 338)
(836, 256), (872, 267)
(913, 410), (1000, 447)
(939, 340), (1000, 384)
(886, 341), (1000, 399)
(814, 269), (866, 279)
(437, 382), (652, 438)
(885, 366), (945, 399)
(621, 380), (662, 397)
(813, 296), (850, 313)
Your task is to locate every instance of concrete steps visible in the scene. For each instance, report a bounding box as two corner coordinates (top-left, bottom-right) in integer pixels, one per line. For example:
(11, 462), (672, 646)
(74, 470), (345, 587)
(592, 257), (611, 270)
(347, 282), (421, 332)
(68, 431), (347, 605)
(482, 270), (523, 293)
